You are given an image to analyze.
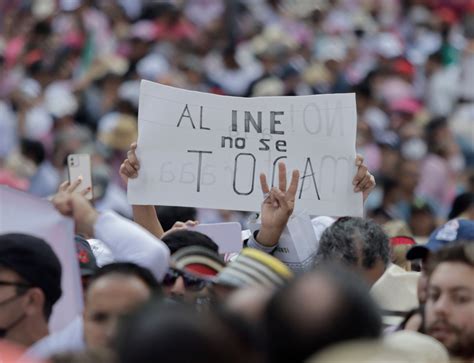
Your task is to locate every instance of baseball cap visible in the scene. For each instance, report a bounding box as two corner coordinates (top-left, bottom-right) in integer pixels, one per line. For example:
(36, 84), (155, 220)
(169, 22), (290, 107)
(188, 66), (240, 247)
(407, 219), (474, 260)
(214, 248), (293, 289)
(0, 233), (62, 305)
(171, 246), (225, 277)
(75, 236), (98, 277)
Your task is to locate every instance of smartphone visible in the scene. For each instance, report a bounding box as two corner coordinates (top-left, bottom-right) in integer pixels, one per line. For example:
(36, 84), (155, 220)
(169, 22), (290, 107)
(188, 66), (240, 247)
(67, 154), (93, 200)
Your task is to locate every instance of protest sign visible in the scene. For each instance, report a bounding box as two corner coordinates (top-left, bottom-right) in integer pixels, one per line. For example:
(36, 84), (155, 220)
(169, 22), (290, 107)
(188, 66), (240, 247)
(190, 222), (242, 254)
(0, 186), (83, 332)
(128, 80), (362, 216)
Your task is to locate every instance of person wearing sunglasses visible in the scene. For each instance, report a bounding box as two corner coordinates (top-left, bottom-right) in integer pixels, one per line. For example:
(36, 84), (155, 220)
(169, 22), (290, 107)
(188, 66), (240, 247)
(163, 246), (225, 304)
(0, 233), (62, 348)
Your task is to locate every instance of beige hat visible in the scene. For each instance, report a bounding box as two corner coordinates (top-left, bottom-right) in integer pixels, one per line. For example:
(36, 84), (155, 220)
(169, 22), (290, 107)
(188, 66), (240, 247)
(98, 115), (138, 151)
(384, 331), (450, 363)
(370, 264), (420, 327)
(383, 220), (412, 238)
(307, 339), (411, 363)
(251, 77), (285, 97)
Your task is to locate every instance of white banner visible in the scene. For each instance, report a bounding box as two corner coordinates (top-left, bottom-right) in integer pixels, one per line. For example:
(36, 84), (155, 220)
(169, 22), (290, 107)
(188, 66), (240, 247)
(0, 186), (83, 332)
(128, 80), (362, 217)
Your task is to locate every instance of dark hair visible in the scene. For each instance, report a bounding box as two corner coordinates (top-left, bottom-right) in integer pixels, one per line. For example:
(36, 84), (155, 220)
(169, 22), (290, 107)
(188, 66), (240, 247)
(448, 193), (474, 220)
(264, 265), (382, 363)
(427, 242), (474, 276)
(425, 116), (448, 155)
(116, 301), (248, 363)
(21, 138), (45, 165)
(12, 284), (53, 320)
(162, 230), (218, 255)
(315, 217), (390, 269)
(156, 206), (197, 231)
(89, 263), (161, 294)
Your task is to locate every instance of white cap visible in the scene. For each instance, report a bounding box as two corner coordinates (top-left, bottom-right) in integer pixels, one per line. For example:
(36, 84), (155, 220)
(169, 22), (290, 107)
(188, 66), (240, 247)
(384, 331), (450, 363)
(44, 82), (78, 118)
(137, 53), (170, 81)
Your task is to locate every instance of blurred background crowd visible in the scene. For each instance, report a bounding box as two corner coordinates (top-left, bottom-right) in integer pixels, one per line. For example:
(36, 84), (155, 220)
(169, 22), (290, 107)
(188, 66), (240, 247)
(1, 0), (474, 239)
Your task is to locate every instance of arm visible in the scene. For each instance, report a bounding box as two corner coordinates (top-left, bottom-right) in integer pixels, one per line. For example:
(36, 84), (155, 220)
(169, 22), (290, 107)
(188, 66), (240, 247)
(250, 155), (375, 252)
(131, 205), (165, 239)
(94, 211), (170, 281)
(52, 192), (170, 281)
(120, 143), (165, 238)
(253, 162), (300, 249)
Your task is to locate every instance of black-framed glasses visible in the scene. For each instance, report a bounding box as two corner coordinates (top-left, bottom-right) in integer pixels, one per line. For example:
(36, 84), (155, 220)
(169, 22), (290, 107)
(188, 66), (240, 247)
(163, 268), (210, 292)
(0, 280), (31, 288)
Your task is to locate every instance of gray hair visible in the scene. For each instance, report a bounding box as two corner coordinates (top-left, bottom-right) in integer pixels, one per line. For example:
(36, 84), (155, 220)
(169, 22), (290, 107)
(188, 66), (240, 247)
(314, 217), (390, 269)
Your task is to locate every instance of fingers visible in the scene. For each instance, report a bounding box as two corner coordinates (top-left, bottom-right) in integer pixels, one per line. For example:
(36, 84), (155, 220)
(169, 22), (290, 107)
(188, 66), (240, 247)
(80, 186), (92, 196)
(127, 143), (140, 170)
(278, 162), (287, 192)
(272, 188), (290, 212)
(353, 164), (368, 187)
(121, 159), (138, 178)
(287, 169), (300, 198)
(184, 220), (198, 227)
(52, 192), (73, 216)
(355, 154), (364, 167)
(260, 173), (270, 195)
(172, 221), (186, 229)
(357, 174), (375, 193)
(58, 181), (69, 192)
(58, 177), (83, 194)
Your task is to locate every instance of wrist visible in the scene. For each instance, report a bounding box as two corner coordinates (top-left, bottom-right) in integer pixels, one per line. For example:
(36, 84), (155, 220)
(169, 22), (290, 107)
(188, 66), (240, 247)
(256, 225), (285, 247)
(81, 210), (99, 238)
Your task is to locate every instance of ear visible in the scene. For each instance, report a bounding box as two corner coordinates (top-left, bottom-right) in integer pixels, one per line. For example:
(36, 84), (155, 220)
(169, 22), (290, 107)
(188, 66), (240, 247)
(24, 288), (46, 318)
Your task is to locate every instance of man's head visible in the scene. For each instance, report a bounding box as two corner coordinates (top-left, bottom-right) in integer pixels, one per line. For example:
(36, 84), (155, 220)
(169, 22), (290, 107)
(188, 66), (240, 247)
(424, 243), (474, 360)
(116, 301), (257, 363)
(163, 246), (225, 304)
(0, 233), (62, 347)
(407, 219), (474, 304)
(264, 265), (382, 363)
(83, 263), (159, 350)
(161, 230), (218, 255)
(315, 217), (390, 285)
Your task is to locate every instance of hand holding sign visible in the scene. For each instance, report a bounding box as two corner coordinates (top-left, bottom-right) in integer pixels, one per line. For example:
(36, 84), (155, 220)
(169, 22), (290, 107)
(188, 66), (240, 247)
(353, 154), (376, 202)
(120, 142), (140, 183)
(256, 162), (300, 247)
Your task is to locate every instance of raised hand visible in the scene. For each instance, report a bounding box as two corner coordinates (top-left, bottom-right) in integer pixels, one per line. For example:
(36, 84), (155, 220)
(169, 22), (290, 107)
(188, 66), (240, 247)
(52, 192), (98, 238)
(58, 177), (91, 196)
(353, 154), (376, 202)
(256, 162), (299, 247)
(119, 142), (140, 184)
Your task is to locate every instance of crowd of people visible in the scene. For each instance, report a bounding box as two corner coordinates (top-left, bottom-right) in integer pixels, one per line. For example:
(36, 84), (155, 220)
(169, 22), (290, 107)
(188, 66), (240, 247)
(1, 0), (474, 362)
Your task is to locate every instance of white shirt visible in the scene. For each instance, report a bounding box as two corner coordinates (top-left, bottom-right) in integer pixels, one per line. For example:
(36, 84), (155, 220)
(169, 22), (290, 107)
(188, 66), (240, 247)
(25, 211), (170, 359)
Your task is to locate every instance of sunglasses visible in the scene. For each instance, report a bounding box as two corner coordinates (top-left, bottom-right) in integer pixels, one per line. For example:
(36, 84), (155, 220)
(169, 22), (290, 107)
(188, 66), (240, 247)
(163, 268), (210, 292)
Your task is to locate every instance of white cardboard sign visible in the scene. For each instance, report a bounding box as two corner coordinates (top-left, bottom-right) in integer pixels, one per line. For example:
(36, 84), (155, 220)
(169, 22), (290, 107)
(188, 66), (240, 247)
(128, 81), (362, 217)
(189, 222), (242, 254)
(0, 186), (83, 332)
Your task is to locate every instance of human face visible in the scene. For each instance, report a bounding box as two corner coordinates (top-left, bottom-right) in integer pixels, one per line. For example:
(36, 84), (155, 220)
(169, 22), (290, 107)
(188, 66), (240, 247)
(424, 262), (474, 359)
(83, 274), (151, 349)
(0, 268), (31, 345)
(162, 267), (210, 304)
